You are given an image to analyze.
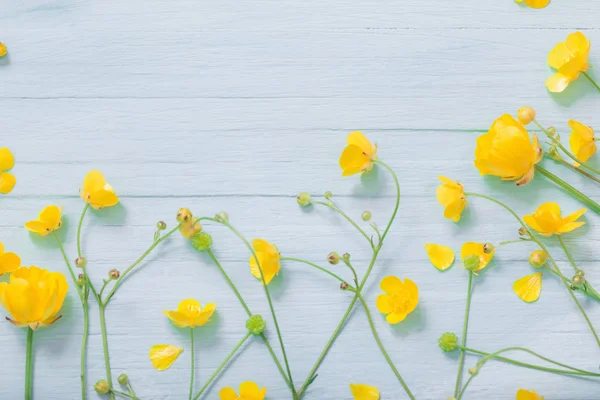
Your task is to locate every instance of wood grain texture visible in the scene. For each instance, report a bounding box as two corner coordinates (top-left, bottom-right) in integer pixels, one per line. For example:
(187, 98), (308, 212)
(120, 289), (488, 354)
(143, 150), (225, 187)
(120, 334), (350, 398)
(1, 1), (600, 399)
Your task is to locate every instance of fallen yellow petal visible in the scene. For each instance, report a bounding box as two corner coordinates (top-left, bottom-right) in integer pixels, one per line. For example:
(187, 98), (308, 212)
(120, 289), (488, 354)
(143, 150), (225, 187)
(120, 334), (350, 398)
(424, 244), (454, 271)
(513, 272), (542, 303)
(350, 383), (380, 400)
(149, 344), (183, 371)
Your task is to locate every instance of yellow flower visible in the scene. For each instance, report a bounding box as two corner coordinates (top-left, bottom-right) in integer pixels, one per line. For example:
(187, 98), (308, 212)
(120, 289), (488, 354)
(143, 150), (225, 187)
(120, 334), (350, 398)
(0, 147), (16, 194)
(0, 242), (21, 276)
(376, 276), (419, 324)
(164, 298), (215, 328)
(0, 266), (68, 330)
(0, 43), (6, 57)
(219, 382), (266, 400)
(514, 0), (550, 9)
(179, 217), (202, 239)
(249, 239), (280, 285)
(424, 244), (455, 271)
(339, 131), (378, 176)
(523, 202), (586, 236)
(546, 32), (590, 93)
(517, 389), (544, 400)
(460, 242), (496, 273)
(149, 344), (183, 371)
(79, 170), (119, 209)
(436, 176), (467, 222)
(475, 115), (542, 186)
(25, 205), (63, 236)
(513, 272), (542, 303)
(350, 383), (380, 400)
(569, 120), (596, 166)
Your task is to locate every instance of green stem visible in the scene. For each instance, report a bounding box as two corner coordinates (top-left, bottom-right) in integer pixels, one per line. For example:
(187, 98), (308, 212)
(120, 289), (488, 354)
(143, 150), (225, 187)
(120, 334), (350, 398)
(552, 155), (600, 184)
(456, 374), (475, 400)
(111, 389), (139, 400)
(583, 71), (600, 93)
(25, 328), (34, 400)
(189, 328), (195, 400)
(356, 294), (415, 399)
(99, 305), (115, 400)
(192, 332), (251, 400)
(77, 204), (90, 258)
(52, 233), (83, 300)
(534, 165), (600, 214)
(313, 200), (373, 248)
(374, 160), (401, 241)
(558, 235), (581, 273)
(280, 257), (352, 286)
(222, 222), (296, 397)
(454, 271), (473, 397)
(499, 239), (531, 246)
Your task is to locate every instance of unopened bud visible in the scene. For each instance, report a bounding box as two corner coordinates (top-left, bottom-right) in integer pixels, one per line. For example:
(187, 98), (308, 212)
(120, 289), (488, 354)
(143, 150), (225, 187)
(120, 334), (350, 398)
(324, 191), (332, 200)
(109, 269), (120, 279)
(328, 252), (341, 265)
(75, 257), (87, 268)
(94, 380), (110, 394)
(361, 211), (372, 221)
(518, 227), (528, 236)
(468, 367), (478, 376)
(438, 332), (459, 352)
(571, 275), (585, 289)
(297, 192), (311, 207)
(483, 243), (495, 254)
(176, 208), (193, 223)
(214, 212), (229, 223)
(340, 282), (349, 290)
(342, 253), (351, 261)
(463, 254), (481, 271)
(156, 221), (167, 230)
(576, 270), (585, 278)
(528, 250), (548, 268)
(517, 106), (536, 125)
(117, 374), (129, 385)
(547, 126), (557, 137)
(246, 314), (266, 335)
(77, 278), (85, 287)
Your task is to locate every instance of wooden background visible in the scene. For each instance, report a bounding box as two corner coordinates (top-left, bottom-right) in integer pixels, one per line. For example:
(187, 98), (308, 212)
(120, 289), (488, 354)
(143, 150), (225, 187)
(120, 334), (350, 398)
(2, 1), (600, 398)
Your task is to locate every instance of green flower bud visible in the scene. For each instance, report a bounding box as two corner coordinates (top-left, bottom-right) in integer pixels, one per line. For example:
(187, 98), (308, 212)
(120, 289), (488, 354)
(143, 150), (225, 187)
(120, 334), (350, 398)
(571, 275), (585, 289)
(438, 332), (459, 352)
(246, 314), (266, 335)
(576, 270), (585, 278)
(176, 208), (193, 223)
(340, 282), (349, 290)
(468, 366), (478, 376)
(547, 126), (557, 137)
(361, 211), (372, 221)
(214, 212), (229, 223)
(483, 243), (495, 254)
(76, 278), (85, 287)
(297, 192), (311, 207)
(75, 257), (87, 268)
(117, 374), (129, 385)
(528, 250), (548, 268)
(94, 380), (110, 394)
(518, 227), (529, 236)
(192, 232), (213, 252)
(324, 191), (332, 199)
(463, 254), (481, 271)
(328, 252), (341, 265)
(109, 269), (120, 279)
(156, 221), (167, 230)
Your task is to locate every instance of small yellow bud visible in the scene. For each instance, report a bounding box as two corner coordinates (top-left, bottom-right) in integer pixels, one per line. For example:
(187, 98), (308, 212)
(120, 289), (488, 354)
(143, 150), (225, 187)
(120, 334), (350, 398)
(518, 227), (528, 236)
(94, 380), (110, 394)
(361, 211), (372, 221)
(328, 252), (341, 265)
(176, 208), (193, 223)
(517, 106), (536, 125)
(297, 192), (311, 207)
(0, 43), (6, 58)
(528, 250), (548, 268)
(75, 257), (87, 268)
(109, 269), (120, 279)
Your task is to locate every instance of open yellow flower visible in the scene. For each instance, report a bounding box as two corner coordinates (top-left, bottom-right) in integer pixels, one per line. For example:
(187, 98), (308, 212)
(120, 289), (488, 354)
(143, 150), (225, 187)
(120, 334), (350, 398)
(514, 0), (550, 8)
(350, 383), (380, 400)
(249, 239), (280, 285)
(474, 115), (542, 186)
(546, 32), (591, 93)
(0, 43), (6, 57)
(25, 205), (63, 236)
(339, 131), (378, 176)
(424, 244), (454, 271)
(569, 120), (596, 166)
(517, 389), (544, 400)
(523, 202), (586, 236)
(163, 299), (216, 328)
(149, 344), (183, 371)
(0, 147), (16, 194)
(461, 242), (495, 273)
(0, 266), (68, 330)
(436, 176), (467, 222)
(80, 170), (119, 209)
(513, 272), (542, 303)
(219, 381), (266, 400)
(0, 242), (21, 276)
(376, 276), (419, 324)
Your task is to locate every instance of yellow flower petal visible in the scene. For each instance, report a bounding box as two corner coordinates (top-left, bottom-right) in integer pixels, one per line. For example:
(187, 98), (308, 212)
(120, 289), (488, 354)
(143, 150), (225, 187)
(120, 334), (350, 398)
(513, 272), (542, 303)
(87, 190), (119, 210)
(386, 310), (408, 324)
(80, 170), (119, 209)
(524, 0), (550, 8)
(436, 176), (467, 222)
(25, 205), (63, 236)
(249, 239), (280, 285)
(149, 344), (183, 371)
(0, 172), (16, 194)
(545, 73), (571, 93)
(517, 388), (544, 400)
(566, 32), (590, 56)
(460, 242), (495, 271)
(219, 388), (238, 400)
(425, 244), (455, 271)
(350, 383), (380, 400)
(376, 294), (393, 315)
(524, 202), (585, 236)
(0, 252), (21, 275)
(569, 120), (596, 165)
(0, 148), (15, 171)
(379, 275), (403, 294)
(347, 131), (375, 158)
(0, 43), (6, 58)
(340, 144), (372, 177)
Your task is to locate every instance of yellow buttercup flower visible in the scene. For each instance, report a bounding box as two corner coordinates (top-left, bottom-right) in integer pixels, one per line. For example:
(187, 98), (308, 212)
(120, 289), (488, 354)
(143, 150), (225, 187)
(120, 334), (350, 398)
(249, 239), (280, 285)
(474, 115), (542, 186)
(164, 299), (215, 329)
(0, 266), (68, 330)
(339, 131), (378, 176)
(25, 205), (63, 236)
(546, 32), (590, 93)
(569, 119), (596, 166)
(517, 389), (544, 400)
(0, 147), (16, 194)
(513, 272), (542, 303)
(424, 244), (455, 271)
(436, 176), (467, 222)
(376, 276), (419, 324)
(514, 0), (550, 8)
(461, 242), (495, 273)
(80, 170), (119, 209)
(0, 242), (21, 275)
(0, 43), (6, 57)
(523, 202), (586, 236)
(219, 381), (266, 400)
(350, 383), (380, 400)
(149, 344), (183, 371)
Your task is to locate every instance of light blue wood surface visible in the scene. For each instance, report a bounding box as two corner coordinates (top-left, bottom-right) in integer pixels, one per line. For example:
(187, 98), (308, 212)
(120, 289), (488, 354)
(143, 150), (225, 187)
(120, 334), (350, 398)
(2, 1), (600, 399)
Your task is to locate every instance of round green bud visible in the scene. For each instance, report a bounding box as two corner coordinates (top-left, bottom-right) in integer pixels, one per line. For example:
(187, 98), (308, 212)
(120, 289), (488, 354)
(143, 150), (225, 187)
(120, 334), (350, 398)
(192, 232), (213, 252)
(571, 275), (585, 289)
(438, 332), (459, 352)
(518, 227), (528, 236)
(214, 212), (229, 223)
(483, 243), (495, 254)
(156, 221), (167, 230)
(328, 252), (341, 265)
(76, 278), (85, 287)
(246, 314), (266, 335)
(75, 257), (87, 268)
(297, 192), (311, 207)
(576, 270), (585, 278)
(463, 254), (481, 271)
(117, 374), (129, 385)
(547, 126), (557, 137)
(94, 380), (110, 394)
(342, 253), (351, 261)
(528, 250), (548, 268)
(361, 211), (372, 221)
(468, 366), (478, 376)
(324, 191), (332, 199)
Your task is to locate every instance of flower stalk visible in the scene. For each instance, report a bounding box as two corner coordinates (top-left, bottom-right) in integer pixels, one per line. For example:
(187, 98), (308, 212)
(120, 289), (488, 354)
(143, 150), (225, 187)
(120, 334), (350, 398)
(454, 271), (473, 397)
(25, 328), (34, 400)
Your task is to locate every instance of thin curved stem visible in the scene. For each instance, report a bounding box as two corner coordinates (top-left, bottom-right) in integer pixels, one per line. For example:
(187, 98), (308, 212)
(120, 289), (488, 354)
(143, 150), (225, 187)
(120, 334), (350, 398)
(77, 204), (90, 258)
(552, 155), (600, 185)
(189, 328), (195, 400)
(534, 165), (600, 214)
(99, 305), (115, 400)
(583, 71), (600, 93)
(558, 235), (581, 273)
(356, 293), (415, 399)
(52, 233), (83, 300)
(111, 390), (140, 400)
(499, 239), (531, 246)
(313, 200), (373, 248)
(25, 328), (34, 400)
(374, 160), (401, 241)
(192, 332), (251, 400)
(454, 271), (473, 397)
(281, 257), (352, 286)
